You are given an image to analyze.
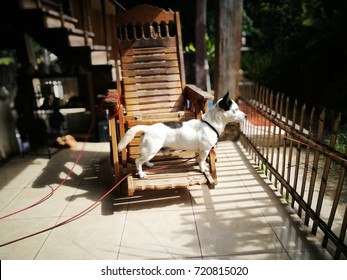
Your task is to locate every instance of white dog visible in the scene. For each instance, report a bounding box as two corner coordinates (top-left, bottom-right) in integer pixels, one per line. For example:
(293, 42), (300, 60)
(118, 92), (246, 178)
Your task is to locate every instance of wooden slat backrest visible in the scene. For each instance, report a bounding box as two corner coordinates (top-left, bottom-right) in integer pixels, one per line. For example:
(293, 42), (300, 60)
(114, 5), (186, 118)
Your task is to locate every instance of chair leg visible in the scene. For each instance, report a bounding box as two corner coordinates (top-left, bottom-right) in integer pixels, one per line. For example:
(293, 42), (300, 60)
(127, 176), (135, 196)
(208, 149), (217, 185)
(204, 171), (216, 189)
(125, 163), (134, 196)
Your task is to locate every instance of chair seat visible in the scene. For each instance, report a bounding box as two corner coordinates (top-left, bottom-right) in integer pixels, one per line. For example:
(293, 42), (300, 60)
(126, 158), (214, 196)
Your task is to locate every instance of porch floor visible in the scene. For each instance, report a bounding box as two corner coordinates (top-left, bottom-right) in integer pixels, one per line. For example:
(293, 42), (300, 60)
(0, 141), (333, 260)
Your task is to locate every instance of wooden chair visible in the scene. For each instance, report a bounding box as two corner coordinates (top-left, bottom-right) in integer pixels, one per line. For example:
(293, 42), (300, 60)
(105, 5), (216, 196)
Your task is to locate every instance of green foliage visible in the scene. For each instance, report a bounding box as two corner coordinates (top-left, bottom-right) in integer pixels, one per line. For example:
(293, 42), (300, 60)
(184, 33), (216, 84)
(336, 124), (347, 154)
(185, 34), (215, 63)
(184, 43), (196, 53)
(242, 0), (347, 112)
(205, 33), (215, 63)
(0, 57), (15, 65)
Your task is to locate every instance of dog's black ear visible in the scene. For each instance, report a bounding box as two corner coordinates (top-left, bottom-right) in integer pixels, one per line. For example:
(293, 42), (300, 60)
(218, 91), (232, 111)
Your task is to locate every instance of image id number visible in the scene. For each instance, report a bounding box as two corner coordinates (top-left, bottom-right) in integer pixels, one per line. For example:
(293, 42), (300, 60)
(194, 266), (249, 276)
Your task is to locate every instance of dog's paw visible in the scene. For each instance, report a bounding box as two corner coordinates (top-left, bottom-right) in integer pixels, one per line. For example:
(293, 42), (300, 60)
(138, 171), (147, 179)
(199, 165), (207, 174)
(200, 168), (207, 174)
(145, 162), (154, 168)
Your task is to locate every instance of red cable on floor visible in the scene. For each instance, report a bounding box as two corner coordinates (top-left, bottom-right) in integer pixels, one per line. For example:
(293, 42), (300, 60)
(0, 156), (198, 247)
(0, 141), (88, 220)
(0, 172), (130, 247)
(0, 107), (97, 221)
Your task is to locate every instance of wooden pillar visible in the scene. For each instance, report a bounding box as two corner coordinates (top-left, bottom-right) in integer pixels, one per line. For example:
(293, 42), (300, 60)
(15, 33), (36, 116)
(195, 0), (207, 91)
(214, 0), (243, 102)
(101, 0), (110, 62)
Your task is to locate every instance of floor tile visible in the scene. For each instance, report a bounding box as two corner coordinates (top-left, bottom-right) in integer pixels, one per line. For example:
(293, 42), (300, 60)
(190, 186), (256, 210)
(1, 162), (49, 190)
(0, 188), (24, 212)
(0, 183), (77, 219)
(194, 208), (285, 256)
(0, 217), (57, 259)
(117, 209), (201, 259)
(35, 214), (126, 260)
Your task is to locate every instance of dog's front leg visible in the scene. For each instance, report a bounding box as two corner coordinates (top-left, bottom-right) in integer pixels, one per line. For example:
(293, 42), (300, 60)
(198, 150), (210, 173)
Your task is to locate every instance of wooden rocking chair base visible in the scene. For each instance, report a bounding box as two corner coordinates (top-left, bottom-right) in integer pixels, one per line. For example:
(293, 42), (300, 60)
(124, 157), (215, 196)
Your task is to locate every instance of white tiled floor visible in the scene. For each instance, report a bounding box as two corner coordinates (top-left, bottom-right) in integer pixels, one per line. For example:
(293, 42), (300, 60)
(0, 141), (333, 260)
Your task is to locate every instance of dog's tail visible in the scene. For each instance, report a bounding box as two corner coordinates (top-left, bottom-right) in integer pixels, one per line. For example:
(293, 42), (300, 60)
(118, 125), (148, 152)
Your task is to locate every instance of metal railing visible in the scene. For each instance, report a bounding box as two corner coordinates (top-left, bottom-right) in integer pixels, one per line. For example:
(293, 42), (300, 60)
(238, 82), (347, 259)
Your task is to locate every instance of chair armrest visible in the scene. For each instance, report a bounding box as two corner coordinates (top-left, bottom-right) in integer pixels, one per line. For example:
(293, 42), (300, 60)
(104, 89), (119, 107)
(184, 84), (213, 101)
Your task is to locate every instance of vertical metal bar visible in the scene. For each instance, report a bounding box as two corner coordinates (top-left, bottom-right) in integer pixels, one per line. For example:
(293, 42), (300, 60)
(285, 99), (297, 200)
(265, 91), (273, 176)
(291, 103), (306, 209)
(249, 86), (255, 159)
(298, 106), (315, 218)
(275, 93), (284, 190)
(254, 86), (261, 165)
(305, 108), (325, 226)
(246, 103), (252, 153)
(312, 113), (341, 234)
(260, 85), (264, 111)
(257, 85), (264, 166)
(270, 92), (279, 182)
(280, 97), (290, 195)
(334, 205), (347, 259)
(322, 138), (347, 247)
(251, 85), (256, 148)
(249, 84), (256, 159)
(261, 88), (268, 172)
(323, 158), (346, 247)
